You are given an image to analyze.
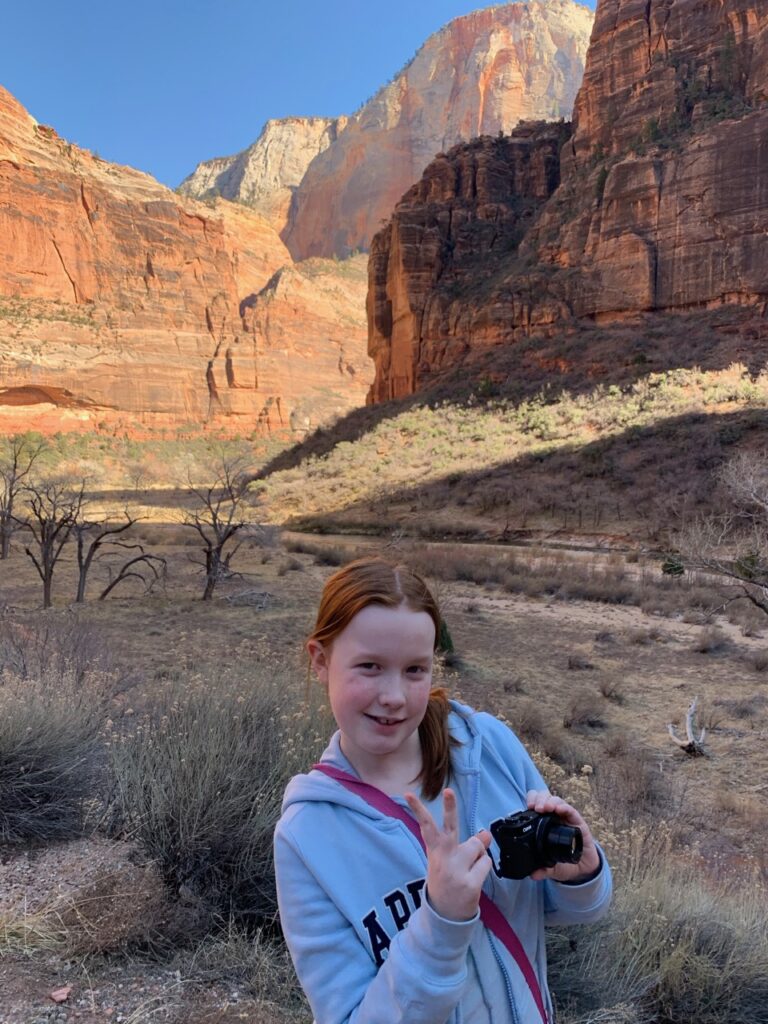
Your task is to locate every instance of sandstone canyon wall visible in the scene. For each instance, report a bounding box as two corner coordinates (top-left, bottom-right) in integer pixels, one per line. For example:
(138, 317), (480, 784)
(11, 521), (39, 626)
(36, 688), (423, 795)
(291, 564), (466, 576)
(182, 0), (593, 259)
(368, 0), (768, 400)
(0, 87), (370, 436)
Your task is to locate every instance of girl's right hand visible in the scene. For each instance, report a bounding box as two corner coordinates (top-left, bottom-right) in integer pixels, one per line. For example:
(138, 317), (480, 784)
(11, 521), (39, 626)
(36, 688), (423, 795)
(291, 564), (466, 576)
(405, 788), (492, 922)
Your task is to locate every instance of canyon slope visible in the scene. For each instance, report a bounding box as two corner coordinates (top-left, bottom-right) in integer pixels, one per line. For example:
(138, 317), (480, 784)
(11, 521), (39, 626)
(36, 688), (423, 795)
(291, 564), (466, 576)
(0, 87), (370, 436)
(369, 0), (768, 400)
(181, 0), (593, 259)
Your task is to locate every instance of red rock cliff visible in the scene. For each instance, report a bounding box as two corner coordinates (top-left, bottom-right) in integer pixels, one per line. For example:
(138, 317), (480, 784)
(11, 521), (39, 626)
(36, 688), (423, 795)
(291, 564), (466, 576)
(368, 0), (768, 399)
(0, 87), (370, 435)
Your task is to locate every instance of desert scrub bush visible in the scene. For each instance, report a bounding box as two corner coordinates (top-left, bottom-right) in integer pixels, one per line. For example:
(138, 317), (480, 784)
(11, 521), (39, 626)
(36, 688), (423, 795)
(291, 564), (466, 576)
(563, 691), (605, 731)
(276, 555), (305, 576)
(510, 698), (547, 743)
(110, 667), (330, 931)
(567, 653), (595, 671)
(548, 846), (768, 1024)
(0, 671), (108, 844)
(692, 625), (731, 654)
(591, 735), (671, 826)
(713, 693), (767, 720)
(628, 625), (663, 645)
(597, 678), (625, 704)
(282, 535), (356, 566)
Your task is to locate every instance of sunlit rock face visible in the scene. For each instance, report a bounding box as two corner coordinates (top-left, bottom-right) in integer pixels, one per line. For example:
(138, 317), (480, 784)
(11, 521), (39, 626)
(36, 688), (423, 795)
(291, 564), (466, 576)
(180, 1), (593, 259)
(0, 87), (369, 436)
(548, 0), (768, 316)
(178, 116), (348, 231)
(242, 256), (371, 436)
(368, 0), (768, 402)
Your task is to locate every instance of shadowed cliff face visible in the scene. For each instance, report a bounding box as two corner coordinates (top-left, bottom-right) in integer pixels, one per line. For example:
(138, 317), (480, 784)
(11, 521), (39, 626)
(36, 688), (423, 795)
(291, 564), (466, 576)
(0, 87), (370, 436)
(368, 0), (768, 401)
(367, 122), (571, 402)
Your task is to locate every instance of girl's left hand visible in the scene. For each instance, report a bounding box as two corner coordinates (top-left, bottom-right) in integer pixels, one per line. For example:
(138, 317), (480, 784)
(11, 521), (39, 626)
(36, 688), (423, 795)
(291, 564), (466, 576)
(525, 790), (601, 883)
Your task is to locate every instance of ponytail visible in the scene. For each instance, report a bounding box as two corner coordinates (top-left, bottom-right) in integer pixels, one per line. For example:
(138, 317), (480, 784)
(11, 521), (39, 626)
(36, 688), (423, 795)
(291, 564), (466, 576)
(418, 686), (454, 800)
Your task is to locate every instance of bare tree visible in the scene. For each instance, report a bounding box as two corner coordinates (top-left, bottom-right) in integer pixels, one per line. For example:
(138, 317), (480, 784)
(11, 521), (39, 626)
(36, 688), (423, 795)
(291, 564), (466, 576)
(72, 510), (142, 602)
(183, 448), (261, 601)
(672, 450), (768, 617)
(15, 480), (85, 609)
(0, 435), (47, 559)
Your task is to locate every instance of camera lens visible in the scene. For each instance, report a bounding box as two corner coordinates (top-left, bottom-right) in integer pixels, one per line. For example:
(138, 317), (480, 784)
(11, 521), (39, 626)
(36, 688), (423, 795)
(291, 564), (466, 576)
(544, 822), (583, 864)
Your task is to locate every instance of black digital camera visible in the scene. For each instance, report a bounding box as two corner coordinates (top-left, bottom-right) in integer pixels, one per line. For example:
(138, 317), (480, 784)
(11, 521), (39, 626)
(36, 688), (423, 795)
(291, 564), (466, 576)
(489, 810), (583, 880)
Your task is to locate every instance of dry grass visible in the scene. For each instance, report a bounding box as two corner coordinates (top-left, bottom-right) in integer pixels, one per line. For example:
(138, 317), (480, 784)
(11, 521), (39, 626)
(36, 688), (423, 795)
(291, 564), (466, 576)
(550, 847), (768, 1024)
(0, 902), (66, 956)
(178, 926), (310, 1022)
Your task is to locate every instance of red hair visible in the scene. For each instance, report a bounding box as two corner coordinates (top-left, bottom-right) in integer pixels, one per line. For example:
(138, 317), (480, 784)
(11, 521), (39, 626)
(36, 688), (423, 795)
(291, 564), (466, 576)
(309, 556), (453, 799)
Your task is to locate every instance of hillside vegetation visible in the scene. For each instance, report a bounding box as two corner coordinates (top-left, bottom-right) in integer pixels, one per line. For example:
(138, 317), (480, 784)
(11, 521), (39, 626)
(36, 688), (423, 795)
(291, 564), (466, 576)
(258, 309), (768, 544)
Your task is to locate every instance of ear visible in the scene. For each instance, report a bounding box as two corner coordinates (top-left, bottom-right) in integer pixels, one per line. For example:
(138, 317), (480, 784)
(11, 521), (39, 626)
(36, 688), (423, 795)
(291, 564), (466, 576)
(307, 639), (330, 685)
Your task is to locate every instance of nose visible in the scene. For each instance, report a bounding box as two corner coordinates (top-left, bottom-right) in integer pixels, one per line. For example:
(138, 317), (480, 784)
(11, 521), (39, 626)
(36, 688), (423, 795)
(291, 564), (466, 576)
(377, 672), (407, 708)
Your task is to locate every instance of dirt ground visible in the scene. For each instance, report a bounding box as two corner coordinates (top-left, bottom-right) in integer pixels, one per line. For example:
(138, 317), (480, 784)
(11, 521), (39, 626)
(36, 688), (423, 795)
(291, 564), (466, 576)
(1, 530), (766, 1021)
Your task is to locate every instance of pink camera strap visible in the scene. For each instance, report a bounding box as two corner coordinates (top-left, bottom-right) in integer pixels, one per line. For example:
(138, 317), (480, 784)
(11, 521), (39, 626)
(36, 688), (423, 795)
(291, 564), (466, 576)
(313, 763), (549, 1024)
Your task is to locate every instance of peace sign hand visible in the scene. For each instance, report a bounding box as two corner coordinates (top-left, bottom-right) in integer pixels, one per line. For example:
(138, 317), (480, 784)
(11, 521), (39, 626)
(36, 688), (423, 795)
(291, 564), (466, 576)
(404, 788), (492, 922)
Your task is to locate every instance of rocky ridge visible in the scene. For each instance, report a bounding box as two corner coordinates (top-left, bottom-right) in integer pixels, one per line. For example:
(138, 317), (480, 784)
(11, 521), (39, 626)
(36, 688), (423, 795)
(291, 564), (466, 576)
(181, 0), (593, 259)
(368, 0), (768, 400)
(0, 87), (370, 436)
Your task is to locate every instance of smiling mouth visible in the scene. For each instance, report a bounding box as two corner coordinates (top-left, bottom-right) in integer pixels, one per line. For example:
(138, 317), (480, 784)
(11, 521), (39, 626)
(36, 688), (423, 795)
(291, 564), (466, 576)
(366, 715), (404, 726)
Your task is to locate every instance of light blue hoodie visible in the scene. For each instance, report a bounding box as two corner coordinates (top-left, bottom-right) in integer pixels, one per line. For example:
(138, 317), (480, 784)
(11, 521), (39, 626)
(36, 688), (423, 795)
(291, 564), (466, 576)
(274, 701), (612, 1024)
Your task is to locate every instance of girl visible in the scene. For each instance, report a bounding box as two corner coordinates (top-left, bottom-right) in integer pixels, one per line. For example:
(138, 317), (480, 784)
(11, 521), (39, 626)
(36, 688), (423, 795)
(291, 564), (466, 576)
(274, 557), (611, 1024)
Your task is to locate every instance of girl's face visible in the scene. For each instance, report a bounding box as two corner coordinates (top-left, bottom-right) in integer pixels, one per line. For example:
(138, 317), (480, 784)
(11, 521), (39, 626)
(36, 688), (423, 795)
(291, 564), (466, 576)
(308, 602), (435, 780)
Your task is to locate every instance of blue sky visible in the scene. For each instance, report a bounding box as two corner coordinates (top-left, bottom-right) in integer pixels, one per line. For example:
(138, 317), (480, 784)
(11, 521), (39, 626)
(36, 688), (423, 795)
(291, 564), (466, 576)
(1, 0), (596, 190)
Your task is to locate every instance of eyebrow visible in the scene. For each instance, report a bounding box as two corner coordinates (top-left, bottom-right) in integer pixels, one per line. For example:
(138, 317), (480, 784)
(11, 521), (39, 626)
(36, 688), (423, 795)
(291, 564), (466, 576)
(351, 650), (433, 662)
